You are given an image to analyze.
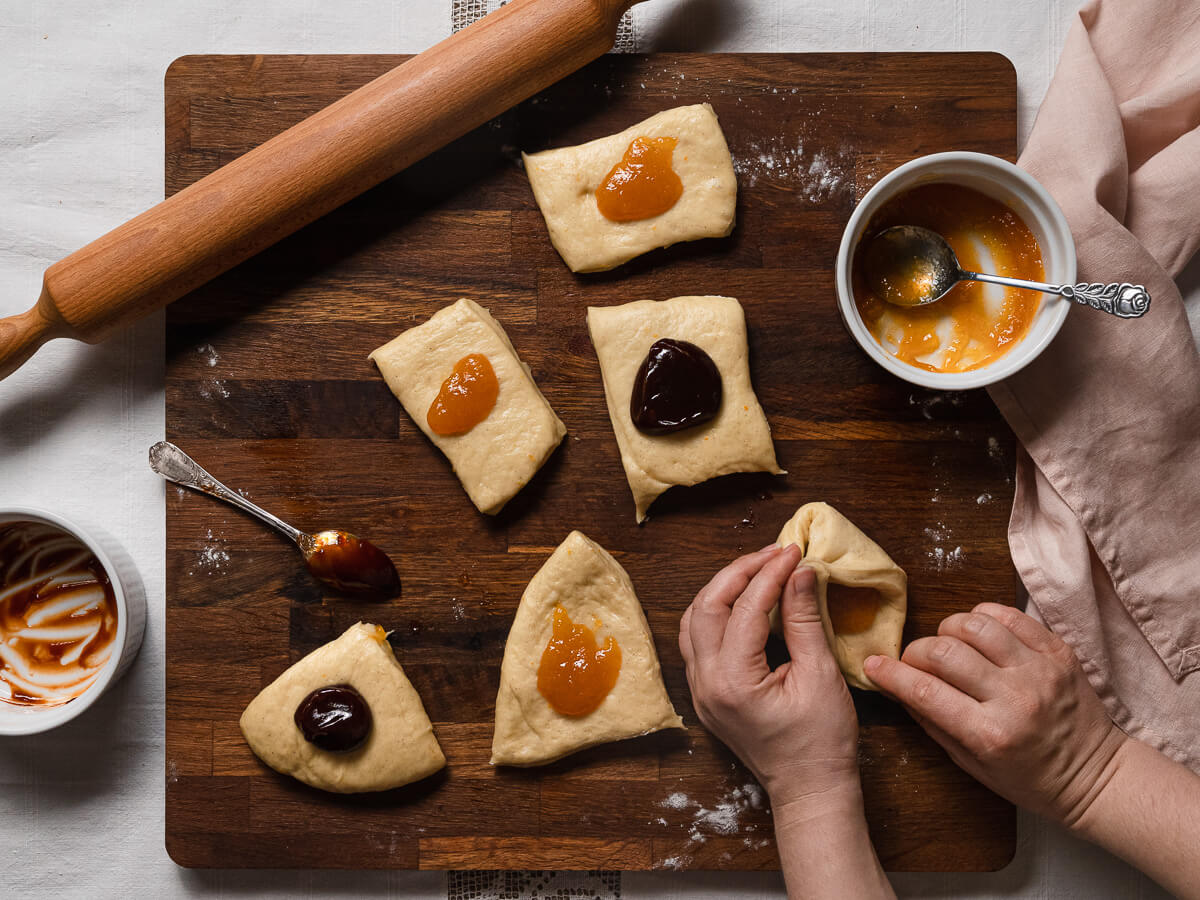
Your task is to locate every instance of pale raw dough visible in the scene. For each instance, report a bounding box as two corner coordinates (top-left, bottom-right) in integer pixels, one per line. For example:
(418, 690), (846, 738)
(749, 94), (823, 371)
(769, 503), (907, 691)
(240, 622), (445, 793)
(491, 530), (684, 766)
(523, 104), (737, 272)
(369, 298), (566, 515)
(587, 296), (784, 522)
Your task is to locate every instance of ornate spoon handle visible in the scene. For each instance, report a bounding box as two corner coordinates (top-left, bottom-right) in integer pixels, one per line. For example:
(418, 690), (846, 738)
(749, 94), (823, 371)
(966, 272), (1151, 319)
(1059, 282), (1152, 318)
(148, 441), (305, 545)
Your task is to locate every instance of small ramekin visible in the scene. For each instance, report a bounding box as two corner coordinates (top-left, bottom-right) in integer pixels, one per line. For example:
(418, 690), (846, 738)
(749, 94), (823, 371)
(0, 507), (146, 736)
(835, 151), (1076, 390)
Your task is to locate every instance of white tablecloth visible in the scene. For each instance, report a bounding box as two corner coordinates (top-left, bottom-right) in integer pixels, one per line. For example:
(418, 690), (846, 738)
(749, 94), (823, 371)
(0, 1), (1182, 897)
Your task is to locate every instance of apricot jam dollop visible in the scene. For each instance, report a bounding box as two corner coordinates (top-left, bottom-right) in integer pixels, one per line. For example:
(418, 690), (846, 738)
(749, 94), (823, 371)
(852, 182), (1044, 373)
(537, 605), (622, 717)
(826, 583), (880, 636)
(596, 136), (684, 222)
(426, 353), (499, 436)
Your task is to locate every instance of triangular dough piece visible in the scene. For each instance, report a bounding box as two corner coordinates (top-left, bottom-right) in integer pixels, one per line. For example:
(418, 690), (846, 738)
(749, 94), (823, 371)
(769, 503), (907, 691)
(491, 531), (684, 766)
(240, 622), (445, 793)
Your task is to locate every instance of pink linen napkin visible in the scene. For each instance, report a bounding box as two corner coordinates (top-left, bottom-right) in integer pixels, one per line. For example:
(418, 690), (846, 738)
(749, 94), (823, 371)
(988, 0), (1200, 770)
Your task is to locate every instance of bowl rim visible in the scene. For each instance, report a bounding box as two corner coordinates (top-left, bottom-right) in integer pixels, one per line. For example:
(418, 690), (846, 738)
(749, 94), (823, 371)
(0, 506), (132, 736)
(835, 151), (1076, 391)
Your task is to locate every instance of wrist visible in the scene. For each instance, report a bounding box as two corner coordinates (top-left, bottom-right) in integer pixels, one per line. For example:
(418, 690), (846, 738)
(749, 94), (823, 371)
(768, 767), (866, 828)
(1061, 725), (1131, 833)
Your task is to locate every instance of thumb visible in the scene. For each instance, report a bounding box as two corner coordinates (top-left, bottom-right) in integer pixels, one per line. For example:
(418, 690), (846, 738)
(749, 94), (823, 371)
(780, 565), (831, 663)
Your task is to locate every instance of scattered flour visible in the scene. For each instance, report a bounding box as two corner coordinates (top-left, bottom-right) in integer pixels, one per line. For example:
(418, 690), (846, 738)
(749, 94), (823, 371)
(924, 523), (964, 572)
(194, 545), (230, 574)
(732, 139), (847, 201)
(908, 390), (964, 421)
(661, 791), (690, 810)
(676, 783), (768, 845)
(986, 435), (1014, 484)
(198, 379), (230, 400)
(196, 343), (219, 367)
(976, 492), (993, 505)
(192, 527), (231, 575)
(659, 855), (689, 870)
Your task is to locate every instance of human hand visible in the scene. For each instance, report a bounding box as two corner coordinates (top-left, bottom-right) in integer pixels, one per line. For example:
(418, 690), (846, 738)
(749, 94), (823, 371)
(864, 602), (1127, 827)
(679, 544), (861, 809)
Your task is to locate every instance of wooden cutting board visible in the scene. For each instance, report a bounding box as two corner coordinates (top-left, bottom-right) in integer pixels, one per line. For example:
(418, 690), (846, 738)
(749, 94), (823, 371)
(164, 52), (1019, 871)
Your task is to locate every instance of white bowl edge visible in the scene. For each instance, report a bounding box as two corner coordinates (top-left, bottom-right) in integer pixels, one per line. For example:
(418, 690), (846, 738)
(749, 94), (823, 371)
(0, 507), (147, 736)
(835, 151), (1077, 391)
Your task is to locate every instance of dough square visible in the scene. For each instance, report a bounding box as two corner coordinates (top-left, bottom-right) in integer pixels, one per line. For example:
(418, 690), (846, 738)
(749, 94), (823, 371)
(239, 622), (445, 793)
(770, 503), (908, 691)
(587, 295), (784, 522)
(491, 530), (684, 767)
(523, 103), (737, 272)
(370, 298), (566, 515)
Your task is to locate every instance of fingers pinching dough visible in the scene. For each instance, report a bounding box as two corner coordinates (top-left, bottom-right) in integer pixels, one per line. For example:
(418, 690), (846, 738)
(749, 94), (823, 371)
(523, 104), (737, 272)
(769, 502), (907, 691)
(370, 298), (566, 515)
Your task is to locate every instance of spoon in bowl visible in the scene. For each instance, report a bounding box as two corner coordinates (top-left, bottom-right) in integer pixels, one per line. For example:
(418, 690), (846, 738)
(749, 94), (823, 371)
(149, 441), (401, 598)
(861, 225), (1151, 318)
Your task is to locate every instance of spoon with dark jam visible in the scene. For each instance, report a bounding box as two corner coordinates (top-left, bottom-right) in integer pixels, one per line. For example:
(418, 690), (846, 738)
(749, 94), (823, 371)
(630, 338), (723, 434)
(295, 684), (373, 752)
(148, 441), (401, 598)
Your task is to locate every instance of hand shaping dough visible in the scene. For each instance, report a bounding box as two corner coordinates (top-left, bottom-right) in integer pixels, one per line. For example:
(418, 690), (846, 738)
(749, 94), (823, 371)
(491, 531), (684, 766)
(588, 296), (783, 522)
(240, 622), (445, 793)
(770, 503), (907, 691)
(523, 104), (737, 272)
(370, 298), (566, 514)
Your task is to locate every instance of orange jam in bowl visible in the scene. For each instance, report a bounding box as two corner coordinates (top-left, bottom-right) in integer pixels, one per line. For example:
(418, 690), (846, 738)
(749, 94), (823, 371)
(851, 182), (1045, 374)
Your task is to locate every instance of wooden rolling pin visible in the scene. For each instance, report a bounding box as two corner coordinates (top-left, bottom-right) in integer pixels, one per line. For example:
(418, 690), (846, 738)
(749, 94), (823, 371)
(0, 0), (642, 380)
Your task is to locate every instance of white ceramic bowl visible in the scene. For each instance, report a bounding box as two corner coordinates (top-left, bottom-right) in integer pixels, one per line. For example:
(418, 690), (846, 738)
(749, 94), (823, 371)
(836, 151), (1076, 390)
(0, 507), (146, 736)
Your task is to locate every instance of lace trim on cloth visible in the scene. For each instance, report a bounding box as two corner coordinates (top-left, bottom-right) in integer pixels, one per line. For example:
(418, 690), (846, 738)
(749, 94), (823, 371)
(451, 0), (636, 51)
(446, 870), (621, 900)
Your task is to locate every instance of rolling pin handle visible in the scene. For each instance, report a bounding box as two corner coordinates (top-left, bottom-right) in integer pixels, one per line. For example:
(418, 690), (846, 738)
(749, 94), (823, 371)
(0, 288), (68, 381)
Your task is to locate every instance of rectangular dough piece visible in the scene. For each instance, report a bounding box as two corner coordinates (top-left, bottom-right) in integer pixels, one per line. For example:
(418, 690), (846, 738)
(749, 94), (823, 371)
(523, 103), (737, 273)
(369, 298), (566, 515)
(587, 296), (784, 522)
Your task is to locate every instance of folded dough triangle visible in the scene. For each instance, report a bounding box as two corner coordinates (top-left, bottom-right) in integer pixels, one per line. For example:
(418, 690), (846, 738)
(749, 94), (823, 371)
(240, 622), (445, 793)
(491, 531), (684, 766)
(770, 503), (907, 691)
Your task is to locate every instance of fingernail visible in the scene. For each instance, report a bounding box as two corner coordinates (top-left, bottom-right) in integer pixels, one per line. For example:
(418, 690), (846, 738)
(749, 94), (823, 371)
(863, 655), (882, 672)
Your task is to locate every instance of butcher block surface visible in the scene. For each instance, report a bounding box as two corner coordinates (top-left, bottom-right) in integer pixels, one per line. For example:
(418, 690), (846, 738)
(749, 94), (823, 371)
(165, 52), (1019, 870)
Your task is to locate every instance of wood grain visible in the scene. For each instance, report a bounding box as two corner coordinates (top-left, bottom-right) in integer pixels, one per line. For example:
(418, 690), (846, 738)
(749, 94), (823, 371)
(165, 52), (1019, 871)
(0, 0), (639, 379)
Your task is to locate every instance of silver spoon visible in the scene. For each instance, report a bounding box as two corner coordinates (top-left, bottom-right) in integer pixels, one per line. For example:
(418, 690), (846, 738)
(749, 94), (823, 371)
(148, 441), (400, 597)
(861, 225), (1150, 318)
